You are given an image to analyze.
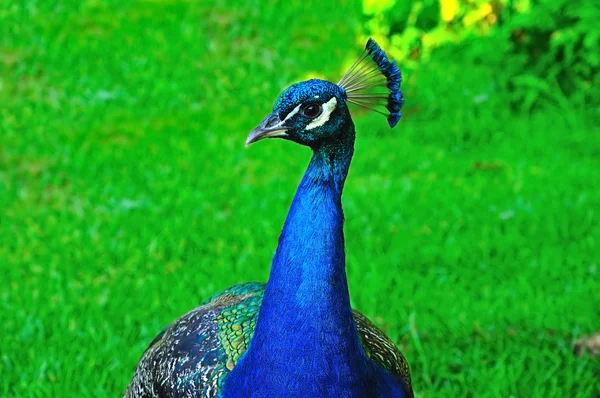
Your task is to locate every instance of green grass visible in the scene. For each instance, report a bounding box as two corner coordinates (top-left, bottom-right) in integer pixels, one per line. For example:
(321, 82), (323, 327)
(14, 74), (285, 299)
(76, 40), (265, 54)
(1, 1), (598, 397)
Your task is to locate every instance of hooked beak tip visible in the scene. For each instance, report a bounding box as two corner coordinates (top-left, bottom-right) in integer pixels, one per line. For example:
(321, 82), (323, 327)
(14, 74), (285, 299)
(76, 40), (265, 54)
(245, 129), (263, 147)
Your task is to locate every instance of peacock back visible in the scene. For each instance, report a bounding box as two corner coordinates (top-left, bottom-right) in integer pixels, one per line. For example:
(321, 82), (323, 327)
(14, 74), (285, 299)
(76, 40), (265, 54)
(124, 282), (412, 398)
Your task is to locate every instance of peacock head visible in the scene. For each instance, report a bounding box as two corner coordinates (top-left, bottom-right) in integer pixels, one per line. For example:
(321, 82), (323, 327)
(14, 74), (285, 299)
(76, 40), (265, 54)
(246, 38), (405, 149)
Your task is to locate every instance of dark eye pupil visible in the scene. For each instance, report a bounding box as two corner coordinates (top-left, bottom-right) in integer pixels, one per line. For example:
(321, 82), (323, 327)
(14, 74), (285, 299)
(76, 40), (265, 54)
(303, 104), (322, 118)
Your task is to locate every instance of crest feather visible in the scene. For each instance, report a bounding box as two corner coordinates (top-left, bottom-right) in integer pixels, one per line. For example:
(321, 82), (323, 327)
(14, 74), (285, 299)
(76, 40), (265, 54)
(338, 38), (405, 128)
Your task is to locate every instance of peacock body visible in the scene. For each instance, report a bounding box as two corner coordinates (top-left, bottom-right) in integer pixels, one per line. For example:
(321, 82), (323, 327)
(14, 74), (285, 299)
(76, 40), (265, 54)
(125, 282), (411, 397)
(125, 39), (413, 398)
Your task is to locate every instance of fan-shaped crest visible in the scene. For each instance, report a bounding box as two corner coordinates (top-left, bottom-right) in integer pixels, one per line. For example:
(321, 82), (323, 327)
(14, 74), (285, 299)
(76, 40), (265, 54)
(338, 38), (405, 128)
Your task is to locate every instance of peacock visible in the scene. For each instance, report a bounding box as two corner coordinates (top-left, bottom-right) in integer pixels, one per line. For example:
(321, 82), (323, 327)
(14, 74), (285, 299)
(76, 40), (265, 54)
(125, 38), (413, 398)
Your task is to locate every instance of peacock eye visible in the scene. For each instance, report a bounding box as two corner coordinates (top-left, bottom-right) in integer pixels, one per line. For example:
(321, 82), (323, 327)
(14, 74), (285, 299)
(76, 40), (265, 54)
(301, 103), (322, 118)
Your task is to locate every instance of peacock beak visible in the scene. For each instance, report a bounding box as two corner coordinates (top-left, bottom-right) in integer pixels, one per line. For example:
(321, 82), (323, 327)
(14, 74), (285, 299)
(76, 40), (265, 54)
(246, 113), (289, 147)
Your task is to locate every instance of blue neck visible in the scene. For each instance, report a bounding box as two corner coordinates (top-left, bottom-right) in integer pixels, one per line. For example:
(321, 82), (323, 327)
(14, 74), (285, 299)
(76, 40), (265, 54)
(220, 121), (410, 396)
(252, 132), (361, 378)
(222, 126), (393, 396)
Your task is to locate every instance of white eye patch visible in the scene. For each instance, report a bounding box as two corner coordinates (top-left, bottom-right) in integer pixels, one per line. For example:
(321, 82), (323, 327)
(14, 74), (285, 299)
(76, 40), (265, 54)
(306, 97), (337, 130)
(283, 104), (302, 123)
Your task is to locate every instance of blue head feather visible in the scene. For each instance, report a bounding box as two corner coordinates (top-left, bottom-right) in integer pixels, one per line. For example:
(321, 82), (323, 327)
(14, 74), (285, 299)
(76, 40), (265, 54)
(248, 40), (403, 150)
(338, 38), (405, 128)
(256, 79), (352, 149)
(273, 79), (347, 116)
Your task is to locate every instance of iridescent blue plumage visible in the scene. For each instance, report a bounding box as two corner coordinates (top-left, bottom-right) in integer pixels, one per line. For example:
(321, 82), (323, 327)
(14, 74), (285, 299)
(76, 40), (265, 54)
(125, 39), (412, 398)
(338, 38), (405, 128)
(365, 38), (404, 127)
(274, 79), (347, 116)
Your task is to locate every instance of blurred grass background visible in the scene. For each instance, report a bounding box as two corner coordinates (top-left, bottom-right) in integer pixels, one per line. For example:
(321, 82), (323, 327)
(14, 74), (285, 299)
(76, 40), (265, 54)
(1, 0), (598, 396)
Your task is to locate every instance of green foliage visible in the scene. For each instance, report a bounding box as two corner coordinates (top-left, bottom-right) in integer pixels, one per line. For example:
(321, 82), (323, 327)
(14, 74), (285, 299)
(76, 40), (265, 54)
(502, 0), (600, 108)
(363, 0), (600, 110)
(1, 1), (598, 397)
(362, 0), (504, 64)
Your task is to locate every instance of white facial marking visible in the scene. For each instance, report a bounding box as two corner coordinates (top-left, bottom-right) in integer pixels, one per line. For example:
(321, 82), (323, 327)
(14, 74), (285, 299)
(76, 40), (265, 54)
(283, 104), (302, 123)
(306, 97), (337, 130)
